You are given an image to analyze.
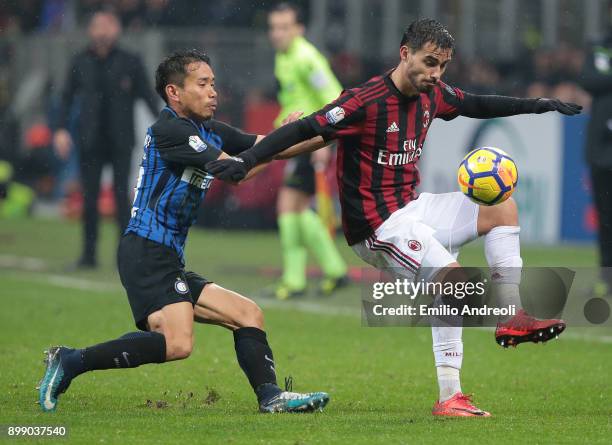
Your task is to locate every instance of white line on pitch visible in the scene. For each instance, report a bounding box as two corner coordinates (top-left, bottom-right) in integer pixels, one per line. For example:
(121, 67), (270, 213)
(0, 254), (48, 271)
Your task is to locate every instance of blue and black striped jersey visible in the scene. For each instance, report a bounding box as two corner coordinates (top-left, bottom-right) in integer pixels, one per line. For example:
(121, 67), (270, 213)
(125, 106), (256, 261)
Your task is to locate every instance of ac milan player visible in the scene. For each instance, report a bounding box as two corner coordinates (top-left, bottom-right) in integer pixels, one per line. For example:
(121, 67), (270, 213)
(206, 19), (581, 417)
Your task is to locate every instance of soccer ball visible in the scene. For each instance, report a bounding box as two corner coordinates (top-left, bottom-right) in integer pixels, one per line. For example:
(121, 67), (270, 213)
(457, 147), (518, 206)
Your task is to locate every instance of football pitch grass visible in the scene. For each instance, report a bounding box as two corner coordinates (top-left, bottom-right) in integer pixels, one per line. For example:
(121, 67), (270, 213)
(1, 218), (610, 444)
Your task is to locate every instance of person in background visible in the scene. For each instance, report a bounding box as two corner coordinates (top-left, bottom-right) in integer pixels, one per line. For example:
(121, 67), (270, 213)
(54, 8), (158, 269)
(579, 8), (612, 299)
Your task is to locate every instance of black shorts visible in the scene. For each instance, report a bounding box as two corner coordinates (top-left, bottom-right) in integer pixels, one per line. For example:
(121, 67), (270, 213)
(117, 233), (211, 331)
(283, 153), (315, 195)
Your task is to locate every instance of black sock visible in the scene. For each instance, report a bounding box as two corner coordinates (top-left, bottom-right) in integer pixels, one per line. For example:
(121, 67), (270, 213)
(233, 327), (281, 403)
(66, 331), (166, 377)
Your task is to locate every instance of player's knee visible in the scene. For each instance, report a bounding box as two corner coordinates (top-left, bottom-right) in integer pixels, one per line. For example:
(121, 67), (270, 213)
(432, 262), (461, 283)
(277, 188), (295, 214)
(173, 343), (193, 360)
(166, 336), (193, 360)
(146, 312), (165, 333)
(478, 197), (518, 234)
(498, 197), (518, 226)
(238, 300), (265, 329)
(251, 304), (265, 328)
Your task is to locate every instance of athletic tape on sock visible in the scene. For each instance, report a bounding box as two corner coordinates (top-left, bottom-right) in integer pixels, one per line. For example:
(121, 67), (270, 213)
(432, 326), (463, 369)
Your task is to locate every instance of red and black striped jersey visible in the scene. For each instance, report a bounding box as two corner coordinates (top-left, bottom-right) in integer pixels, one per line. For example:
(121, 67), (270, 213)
(305, 72), (465, 245)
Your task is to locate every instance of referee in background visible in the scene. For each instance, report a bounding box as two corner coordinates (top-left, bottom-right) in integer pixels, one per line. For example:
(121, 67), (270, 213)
(267, 3), (348, 300)
(54, 9), (158, 269)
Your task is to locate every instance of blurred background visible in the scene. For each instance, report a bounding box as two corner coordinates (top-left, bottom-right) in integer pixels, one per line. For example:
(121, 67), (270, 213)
(0, 0), (604, 243)
(2, 4), (611, 439)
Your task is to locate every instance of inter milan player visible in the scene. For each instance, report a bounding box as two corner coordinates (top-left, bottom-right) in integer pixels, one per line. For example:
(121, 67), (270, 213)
(206, 19), (582, 417)
(38, 50), (329, 414)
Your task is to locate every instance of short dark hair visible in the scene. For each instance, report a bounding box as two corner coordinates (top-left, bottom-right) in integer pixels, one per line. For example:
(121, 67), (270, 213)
(269, 2), (304, 25)
(400, 19), (454, 52)
(155, 49), (211, 103)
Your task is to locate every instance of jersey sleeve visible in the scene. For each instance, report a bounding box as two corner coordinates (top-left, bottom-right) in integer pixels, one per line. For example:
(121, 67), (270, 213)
(207, 120), (257, 155)
(153, 118), (222, 168)
(304, 90), (366, 141)
(434, 81), (466, 121)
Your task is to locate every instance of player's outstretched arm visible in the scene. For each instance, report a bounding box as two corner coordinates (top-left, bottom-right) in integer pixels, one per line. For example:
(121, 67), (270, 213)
(275, 136), (327, 160)
(224, 114), (327, 182)
(237, 137), (327, 182)
(272, 111), (327, 159)
(235, 137), (327, 183)
(235, 136), (273, 183)
(212, 150), (264, 183)
(205, 119), (317, 182)
(458, 93), (582, 119)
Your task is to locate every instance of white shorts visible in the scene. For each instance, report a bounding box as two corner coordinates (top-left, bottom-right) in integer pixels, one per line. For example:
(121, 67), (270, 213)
(352, 192), (479, 281)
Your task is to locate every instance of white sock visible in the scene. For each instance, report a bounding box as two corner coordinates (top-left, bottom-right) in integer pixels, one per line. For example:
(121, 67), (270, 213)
(432, 325), (463, 401)
(496, 283), (521, 314)
(437, 366), (461, 402)
(485, 226), (523, 320)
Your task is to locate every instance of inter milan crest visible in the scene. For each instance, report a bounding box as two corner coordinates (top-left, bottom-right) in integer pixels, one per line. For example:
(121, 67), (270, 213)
(175, 278), (189, 294)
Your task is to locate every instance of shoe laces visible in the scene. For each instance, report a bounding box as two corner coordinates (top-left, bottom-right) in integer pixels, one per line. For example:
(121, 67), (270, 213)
(456, 393), (479, 409)
(276, 391), (306, 401)
(503, 310), (537, 329)
(275, 376), (307, 400)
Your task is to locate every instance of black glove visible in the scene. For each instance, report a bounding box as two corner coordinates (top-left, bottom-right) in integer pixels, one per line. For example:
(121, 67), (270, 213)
(533, 98), (582, 115)
(205, 152), (257, 182)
